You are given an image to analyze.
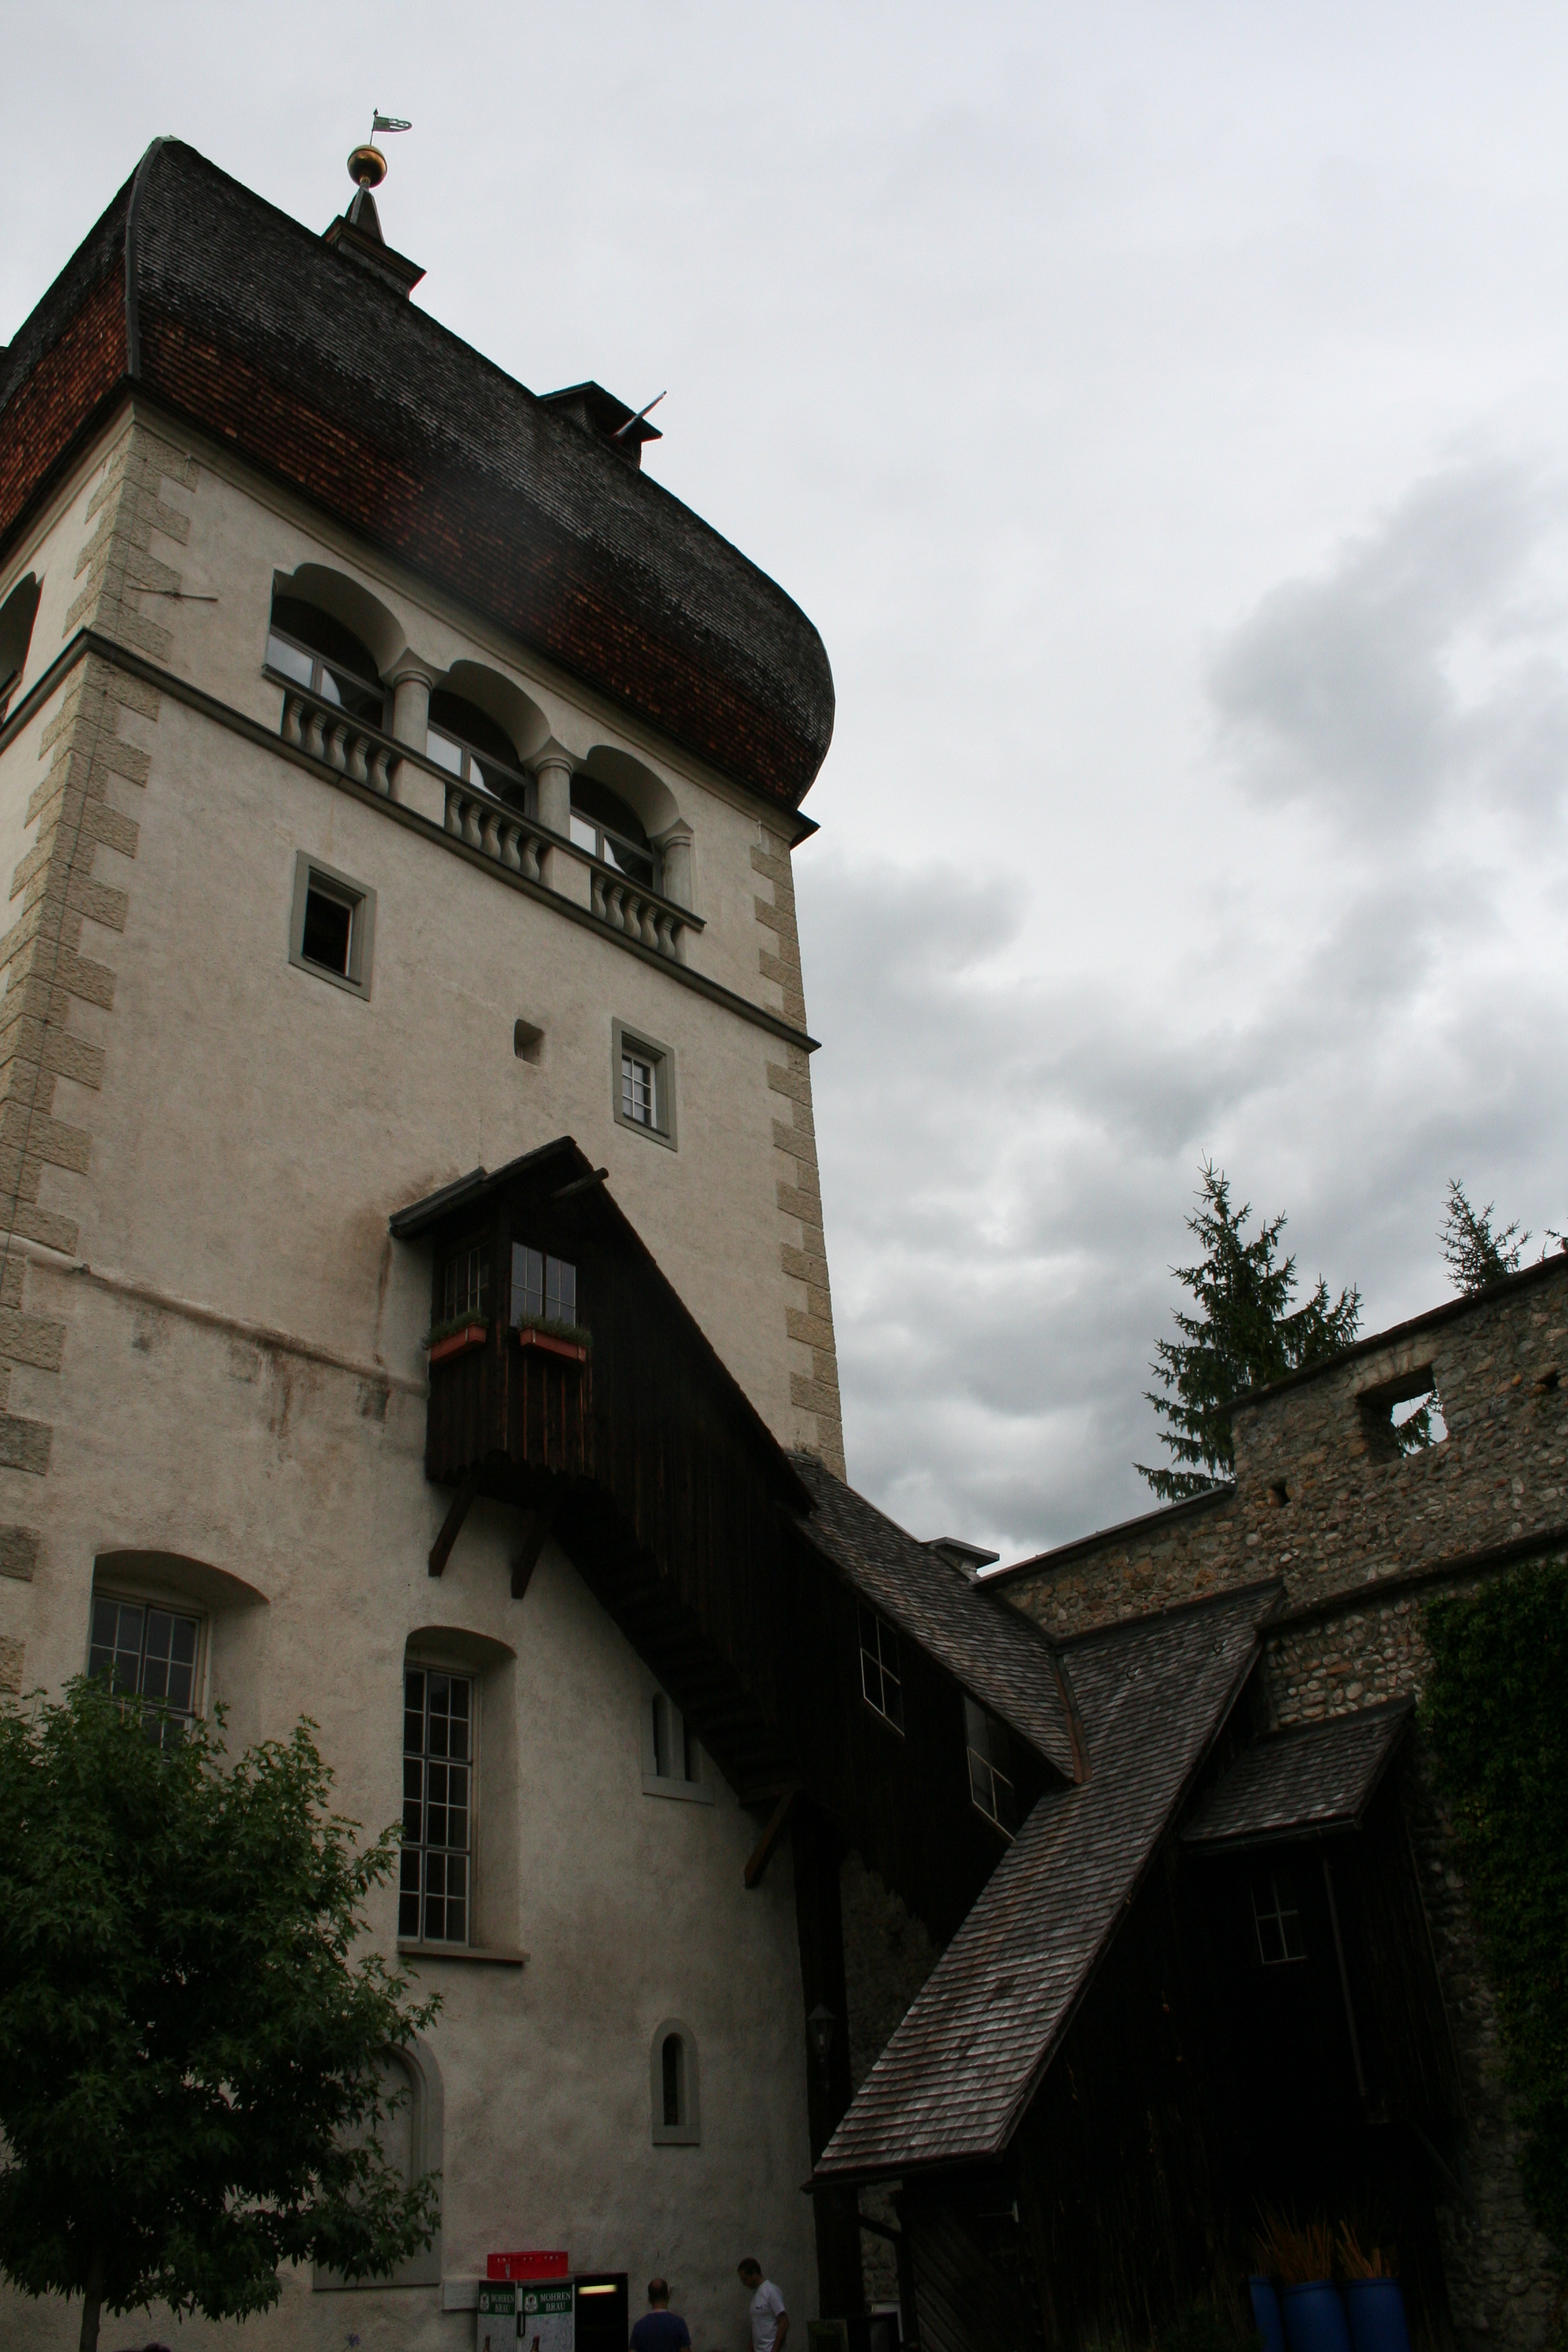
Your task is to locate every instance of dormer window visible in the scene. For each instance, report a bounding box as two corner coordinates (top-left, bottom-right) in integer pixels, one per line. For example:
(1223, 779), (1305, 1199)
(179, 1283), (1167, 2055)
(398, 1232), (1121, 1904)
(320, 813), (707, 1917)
(511, 1244), (576, 1328)
(570, 775), (659, 892)
(859, 1605), (904, 1732)
(964, 1695), (1016, 1834)
(426, 689), (532, 805)
(265, 594), (385, 723)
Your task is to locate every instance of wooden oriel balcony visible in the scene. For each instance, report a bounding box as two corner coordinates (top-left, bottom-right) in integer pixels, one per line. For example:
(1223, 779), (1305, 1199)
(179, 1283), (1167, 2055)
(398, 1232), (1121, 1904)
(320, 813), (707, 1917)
(389, 1139), (810, 1793)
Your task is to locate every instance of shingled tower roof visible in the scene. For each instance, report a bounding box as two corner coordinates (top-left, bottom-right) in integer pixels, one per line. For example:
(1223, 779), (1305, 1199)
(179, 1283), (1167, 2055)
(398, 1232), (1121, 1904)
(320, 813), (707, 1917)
(0, 139), (834, 811)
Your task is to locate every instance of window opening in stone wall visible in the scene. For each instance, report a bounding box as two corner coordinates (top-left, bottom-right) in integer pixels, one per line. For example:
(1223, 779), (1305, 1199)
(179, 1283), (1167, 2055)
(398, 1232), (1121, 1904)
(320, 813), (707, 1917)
(401, 1668), (472, 1945)
(859, 1606), (904, 1732)
(0, 572), (41, 721)
(1252, 1867), (1307, 1965)
(651, 1693), (700, 1784)
(570, 774), (659, 889)
(511, 1245), (575, 1329)
(427, 690), (532, 805)
(1359, 1365), (1447, 1460)
(963, 1695), (1016, 1834)
(623, 1046), (657, 1128)
(265, 594), (385, 723)
(87, 1595), (201, 1744)
(301, 881), (354, 976)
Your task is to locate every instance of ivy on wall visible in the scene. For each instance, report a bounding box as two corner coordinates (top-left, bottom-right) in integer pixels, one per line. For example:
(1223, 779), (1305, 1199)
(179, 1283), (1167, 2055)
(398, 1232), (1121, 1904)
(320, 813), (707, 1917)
(1422, 1561), (1568, 2259)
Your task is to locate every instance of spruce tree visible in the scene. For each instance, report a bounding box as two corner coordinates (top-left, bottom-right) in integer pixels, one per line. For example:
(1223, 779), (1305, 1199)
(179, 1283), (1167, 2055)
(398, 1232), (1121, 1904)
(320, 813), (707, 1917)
(1137, 1162), (1362, 1499)
(1439, 1178), (1528, 1293)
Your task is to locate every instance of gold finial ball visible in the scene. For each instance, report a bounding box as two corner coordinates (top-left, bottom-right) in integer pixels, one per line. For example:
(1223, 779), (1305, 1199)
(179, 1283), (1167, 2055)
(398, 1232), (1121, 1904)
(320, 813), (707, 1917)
(347, 145), (387, 191)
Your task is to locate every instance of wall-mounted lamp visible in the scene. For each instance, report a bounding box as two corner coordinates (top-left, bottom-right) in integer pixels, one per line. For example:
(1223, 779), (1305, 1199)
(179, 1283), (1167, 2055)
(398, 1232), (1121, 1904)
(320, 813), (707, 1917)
(807, 2002), (836, 2073)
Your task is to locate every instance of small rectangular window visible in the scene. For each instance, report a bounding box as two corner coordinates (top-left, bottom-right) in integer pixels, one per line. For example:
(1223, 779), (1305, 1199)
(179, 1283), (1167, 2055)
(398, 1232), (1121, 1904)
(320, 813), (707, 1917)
(611, 1019), (677, 1151)
(442, 1243), (490, 1327)
(401, 1667), (473, 1946)
(511, 1244), (576, 1329)
(288, 853), (375, 999)
(88, 1595), (201, 1741)
(1252, 1869), (1307, 1965)
(642, 1685), (712, 1802)
(964, 1694), (1016, 1834)
(859, 1605), (904, 1733)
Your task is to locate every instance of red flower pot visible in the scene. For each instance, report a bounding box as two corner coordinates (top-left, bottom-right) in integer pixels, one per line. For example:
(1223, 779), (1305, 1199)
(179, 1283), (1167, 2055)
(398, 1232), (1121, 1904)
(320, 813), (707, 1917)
(429, 1323), (488, 1364)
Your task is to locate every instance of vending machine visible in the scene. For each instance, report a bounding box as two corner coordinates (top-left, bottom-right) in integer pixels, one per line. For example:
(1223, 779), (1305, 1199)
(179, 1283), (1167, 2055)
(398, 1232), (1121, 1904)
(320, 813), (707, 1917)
(476, 2268), (629, 2352)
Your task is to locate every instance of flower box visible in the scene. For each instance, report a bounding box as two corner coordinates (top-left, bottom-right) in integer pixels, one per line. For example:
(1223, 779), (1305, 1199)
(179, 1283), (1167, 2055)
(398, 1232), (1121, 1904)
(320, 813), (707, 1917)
(428, 1322), (489, 1365)
(515, 1323), (589, 1365)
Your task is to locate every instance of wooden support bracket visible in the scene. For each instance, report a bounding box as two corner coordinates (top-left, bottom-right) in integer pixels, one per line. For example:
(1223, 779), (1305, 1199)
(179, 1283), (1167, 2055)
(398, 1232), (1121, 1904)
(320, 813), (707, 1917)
(510, 1507), (553, 1601)
(744, 1785), (800, 1890)
(427, 1471), (478, 1578)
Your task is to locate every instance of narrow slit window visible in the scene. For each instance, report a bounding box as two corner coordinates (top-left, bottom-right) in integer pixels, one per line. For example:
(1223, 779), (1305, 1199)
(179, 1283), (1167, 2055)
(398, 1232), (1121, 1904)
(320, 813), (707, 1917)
(400, 1667), (473, 1946)
(858, 1605), (904, 1733)
(662, 2032), (685, 2128)
(510, 1244), (576, 1328)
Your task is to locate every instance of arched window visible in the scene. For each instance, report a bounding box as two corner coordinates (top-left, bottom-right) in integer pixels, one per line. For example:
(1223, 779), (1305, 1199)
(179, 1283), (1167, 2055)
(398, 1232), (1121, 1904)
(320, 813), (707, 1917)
(265, 592), (385, 723)
(649, 2017), (700, 2145)
(0, 573), (41, 721)
(427, 689), (530, 803)
(571, 774), (659, 891)
(313, 2034), (444, 2291)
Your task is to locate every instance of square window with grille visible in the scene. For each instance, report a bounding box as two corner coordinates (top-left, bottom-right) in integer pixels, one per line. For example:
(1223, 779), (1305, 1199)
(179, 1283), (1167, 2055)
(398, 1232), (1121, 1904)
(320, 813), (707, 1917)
(612, 1020), (677, 1149)
(87, 1596), (201, 1741)
(441, 1243), (491, 1326)
(858, 1605), (904, 1732)
(511, 1243), (577, 1328)
(401, 1669), (473, 1946)
(963, 1694), (1017, 1833)
(1252, 1868), (1307, 1965)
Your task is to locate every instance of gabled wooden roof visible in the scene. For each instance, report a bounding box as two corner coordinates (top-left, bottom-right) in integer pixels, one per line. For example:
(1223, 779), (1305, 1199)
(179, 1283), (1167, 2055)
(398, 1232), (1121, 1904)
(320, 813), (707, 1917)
(1180, 1697), (1412, 1852)
(813, 1582), (1281, 2183)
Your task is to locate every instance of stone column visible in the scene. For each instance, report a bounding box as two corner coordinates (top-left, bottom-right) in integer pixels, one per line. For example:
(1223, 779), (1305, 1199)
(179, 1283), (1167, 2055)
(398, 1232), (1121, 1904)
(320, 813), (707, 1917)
(653, 819), (694, 911)
(533, 749), (586, 902)
(385, 654), (442, 823)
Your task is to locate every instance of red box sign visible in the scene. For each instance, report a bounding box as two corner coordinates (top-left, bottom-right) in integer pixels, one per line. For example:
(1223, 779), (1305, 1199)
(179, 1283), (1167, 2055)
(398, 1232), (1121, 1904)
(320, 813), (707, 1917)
(488, 2251), (570, 2281)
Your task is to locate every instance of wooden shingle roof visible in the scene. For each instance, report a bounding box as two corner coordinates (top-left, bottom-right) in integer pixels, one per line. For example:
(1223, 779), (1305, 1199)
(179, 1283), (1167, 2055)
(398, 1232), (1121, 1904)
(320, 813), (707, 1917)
(1180, 1698), (1412, 1851)
(813, 1582), (1281, 2183)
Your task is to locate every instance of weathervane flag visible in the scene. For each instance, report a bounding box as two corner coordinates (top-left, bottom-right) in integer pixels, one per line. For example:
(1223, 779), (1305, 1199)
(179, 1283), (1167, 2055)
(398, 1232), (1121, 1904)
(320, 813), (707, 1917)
(372, 112), (412, 135)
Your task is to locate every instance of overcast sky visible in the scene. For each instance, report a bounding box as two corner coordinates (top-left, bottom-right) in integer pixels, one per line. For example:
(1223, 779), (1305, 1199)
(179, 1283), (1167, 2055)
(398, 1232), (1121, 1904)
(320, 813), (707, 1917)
(5, 3), (1568, 1561)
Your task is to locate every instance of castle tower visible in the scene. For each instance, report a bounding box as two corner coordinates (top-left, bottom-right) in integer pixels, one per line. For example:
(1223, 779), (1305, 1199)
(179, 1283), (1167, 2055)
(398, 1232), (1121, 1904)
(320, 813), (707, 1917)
(0, 139), (844, 2345)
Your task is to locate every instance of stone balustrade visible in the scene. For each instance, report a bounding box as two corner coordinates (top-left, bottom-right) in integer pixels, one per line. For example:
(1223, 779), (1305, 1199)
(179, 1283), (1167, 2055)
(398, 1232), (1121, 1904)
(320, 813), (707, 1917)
(589, 868), (687, 960)
(274, 679), (694, 962)
(442, 782), (547, 885)
(279, 689), (395, 795)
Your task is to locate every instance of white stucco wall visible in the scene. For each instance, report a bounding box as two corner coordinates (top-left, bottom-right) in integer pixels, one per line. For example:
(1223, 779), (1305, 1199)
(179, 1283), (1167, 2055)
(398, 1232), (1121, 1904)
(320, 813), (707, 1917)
(0, 419), (826, 2348)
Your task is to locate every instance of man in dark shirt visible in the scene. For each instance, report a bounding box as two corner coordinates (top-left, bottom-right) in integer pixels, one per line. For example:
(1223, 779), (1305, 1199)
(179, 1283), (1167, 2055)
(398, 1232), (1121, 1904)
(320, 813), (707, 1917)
(630, 2276), (691, 2352)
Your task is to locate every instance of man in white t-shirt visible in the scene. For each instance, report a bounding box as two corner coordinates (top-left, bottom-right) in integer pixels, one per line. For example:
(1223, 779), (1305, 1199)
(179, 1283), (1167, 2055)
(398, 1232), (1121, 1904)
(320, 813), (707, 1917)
(737, 2257), (788, 2352)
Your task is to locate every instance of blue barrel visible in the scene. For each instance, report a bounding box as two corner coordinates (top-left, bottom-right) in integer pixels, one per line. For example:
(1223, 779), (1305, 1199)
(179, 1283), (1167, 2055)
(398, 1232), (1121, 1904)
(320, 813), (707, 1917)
(1281, 2282), (1352, 2352)
(1249, 2276), (1286, 2352)
(1343, 2279), (1410, 2352)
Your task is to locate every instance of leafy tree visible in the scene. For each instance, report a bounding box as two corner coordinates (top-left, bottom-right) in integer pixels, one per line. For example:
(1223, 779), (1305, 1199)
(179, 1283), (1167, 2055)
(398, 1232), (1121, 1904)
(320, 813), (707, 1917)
(1422, 1563), (1568, 2262)
(1440, 1177), (1528, 1293)
(1137, 1162), (1362, 1499)
(0, 1679), (439, 2352)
